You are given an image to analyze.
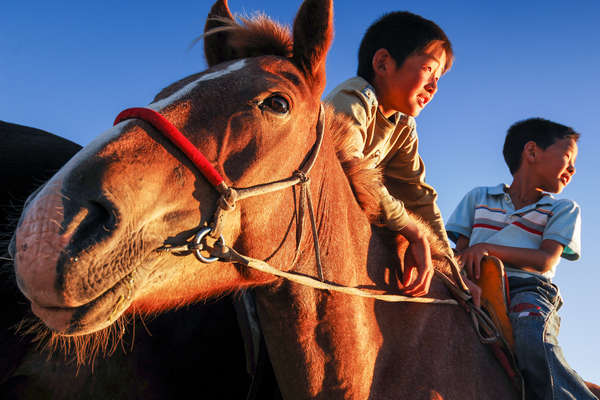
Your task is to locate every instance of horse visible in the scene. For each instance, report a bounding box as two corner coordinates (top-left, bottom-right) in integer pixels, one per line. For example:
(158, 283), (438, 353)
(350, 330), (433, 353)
(1, 121), (276, 399)
(10, 0), (599, 398)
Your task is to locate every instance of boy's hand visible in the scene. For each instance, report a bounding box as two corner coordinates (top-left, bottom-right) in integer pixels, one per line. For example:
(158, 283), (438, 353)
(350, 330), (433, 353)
(396, 223), (434, 297)
(456, 243), (489, 280)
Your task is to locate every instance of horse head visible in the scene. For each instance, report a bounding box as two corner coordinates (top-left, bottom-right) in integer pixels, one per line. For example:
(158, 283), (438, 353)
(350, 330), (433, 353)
(12, 0), (334, 337)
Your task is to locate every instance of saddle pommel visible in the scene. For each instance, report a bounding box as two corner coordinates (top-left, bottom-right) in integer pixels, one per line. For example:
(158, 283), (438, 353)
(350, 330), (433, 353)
(474, 256), (515, 350)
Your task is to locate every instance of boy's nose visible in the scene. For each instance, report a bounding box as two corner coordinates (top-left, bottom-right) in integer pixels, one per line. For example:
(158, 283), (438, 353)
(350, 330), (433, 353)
(425, 79), (438, 93)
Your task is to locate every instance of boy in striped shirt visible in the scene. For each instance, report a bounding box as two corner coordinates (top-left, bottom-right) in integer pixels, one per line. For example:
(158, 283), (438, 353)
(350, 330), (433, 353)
(446, 118), (595, 399)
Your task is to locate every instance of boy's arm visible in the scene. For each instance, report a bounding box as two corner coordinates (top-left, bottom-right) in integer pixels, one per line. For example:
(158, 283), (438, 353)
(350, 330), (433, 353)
(384, 132), (451, 254)
(455, 235), (469, 252)
(396, 217), (434, 297)
(325, 86), (434, 295)
(458, 239), (564, 279)
(458, 198), (581, 278)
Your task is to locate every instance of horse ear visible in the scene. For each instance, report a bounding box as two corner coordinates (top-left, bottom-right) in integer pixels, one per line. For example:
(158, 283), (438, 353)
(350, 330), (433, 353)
(292, 0), (333, 95)
(204, 0), (236, 67)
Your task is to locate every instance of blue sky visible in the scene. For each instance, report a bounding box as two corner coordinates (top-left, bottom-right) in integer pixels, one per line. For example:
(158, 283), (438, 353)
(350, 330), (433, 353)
(2, 0), (599, 383)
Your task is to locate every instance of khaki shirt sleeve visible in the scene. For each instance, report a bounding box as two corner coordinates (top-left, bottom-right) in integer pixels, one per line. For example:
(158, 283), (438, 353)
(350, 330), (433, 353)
(384, 129), (451, 250)
(377, 184), (412, 231)
(326, 88), (412, 231)
(325, 87), (369, 158)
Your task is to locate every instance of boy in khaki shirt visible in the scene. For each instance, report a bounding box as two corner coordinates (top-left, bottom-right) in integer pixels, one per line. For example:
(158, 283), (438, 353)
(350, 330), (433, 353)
(325, 11), (453, 296)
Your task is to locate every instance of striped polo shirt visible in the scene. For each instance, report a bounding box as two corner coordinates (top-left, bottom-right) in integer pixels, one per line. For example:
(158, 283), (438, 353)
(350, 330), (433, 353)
(446, 184), (581, 279)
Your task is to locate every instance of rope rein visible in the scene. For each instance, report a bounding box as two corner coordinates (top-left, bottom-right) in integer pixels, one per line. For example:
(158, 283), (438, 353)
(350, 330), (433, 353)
(213, 243), (459, 304)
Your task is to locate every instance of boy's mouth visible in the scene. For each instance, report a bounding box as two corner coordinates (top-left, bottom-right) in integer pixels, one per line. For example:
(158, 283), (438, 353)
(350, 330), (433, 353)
(416, 94), (430, 107)
(560, 174), (570, 185)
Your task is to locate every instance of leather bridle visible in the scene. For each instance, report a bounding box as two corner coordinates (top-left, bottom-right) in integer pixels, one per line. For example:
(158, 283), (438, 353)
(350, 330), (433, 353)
(114, 104), (326, 280)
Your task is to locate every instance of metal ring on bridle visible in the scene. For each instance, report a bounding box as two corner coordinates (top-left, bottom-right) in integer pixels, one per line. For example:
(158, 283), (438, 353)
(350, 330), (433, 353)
(194, 227), (225, 263)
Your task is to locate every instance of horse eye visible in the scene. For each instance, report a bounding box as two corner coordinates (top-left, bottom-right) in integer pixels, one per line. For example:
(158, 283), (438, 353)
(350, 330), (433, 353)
(260, 95), (289, 114)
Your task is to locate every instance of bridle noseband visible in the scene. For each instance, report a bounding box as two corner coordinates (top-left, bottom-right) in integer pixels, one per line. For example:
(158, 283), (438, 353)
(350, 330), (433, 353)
(114, 104), (326, 279)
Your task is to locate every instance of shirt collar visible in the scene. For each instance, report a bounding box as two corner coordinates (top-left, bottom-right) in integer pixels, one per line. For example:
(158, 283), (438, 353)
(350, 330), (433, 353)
(489, 183), (509, 196)
(393, 112), (416, 130)
(490, 183), (557, 209)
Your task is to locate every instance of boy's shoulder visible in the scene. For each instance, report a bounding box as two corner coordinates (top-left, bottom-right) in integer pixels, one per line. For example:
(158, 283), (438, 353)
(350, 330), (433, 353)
(541, 194), (580, 215)
(325, 76), (379, 110)
(539, 195), (581, 261)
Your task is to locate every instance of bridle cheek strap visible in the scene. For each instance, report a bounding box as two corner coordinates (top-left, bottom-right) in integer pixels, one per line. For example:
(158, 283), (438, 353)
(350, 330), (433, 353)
(114, 104), (326, 280)
(114, 107), (228, 194)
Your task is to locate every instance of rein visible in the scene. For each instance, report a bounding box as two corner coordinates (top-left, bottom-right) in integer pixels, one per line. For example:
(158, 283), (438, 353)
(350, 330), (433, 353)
(112, 106), (501, 334)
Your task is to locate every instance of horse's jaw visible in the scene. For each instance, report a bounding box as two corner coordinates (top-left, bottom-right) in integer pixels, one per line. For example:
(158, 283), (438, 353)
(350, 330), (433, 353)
(11, 169), (194, 335)
(12, 177), (252, 336)
(12, 184), (147, 335)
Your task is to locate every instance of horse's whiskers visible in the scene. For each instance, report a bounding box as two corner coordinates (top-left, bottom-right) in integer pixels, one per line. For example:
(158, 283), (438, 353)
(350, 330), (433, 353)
(16, 314), (133, 367)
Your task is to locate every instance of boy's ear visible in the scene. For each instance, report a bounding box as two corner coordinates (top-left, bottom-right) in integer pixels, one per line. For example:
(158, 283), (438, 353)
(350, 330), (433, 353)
(372, 48), (392, 76)
(523, 141), (538, 163)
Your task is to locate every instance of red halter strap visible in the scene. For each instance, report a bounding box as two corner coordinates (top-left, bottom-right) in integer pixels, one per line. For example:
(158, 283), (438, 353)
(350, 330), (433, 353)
(114, 107), (226, 190)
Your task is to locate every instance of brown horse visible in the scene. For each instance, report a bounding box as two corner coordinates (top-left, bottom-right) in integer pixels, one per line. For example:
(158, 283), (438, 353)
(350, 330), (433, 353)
(10, 0), (594, 398)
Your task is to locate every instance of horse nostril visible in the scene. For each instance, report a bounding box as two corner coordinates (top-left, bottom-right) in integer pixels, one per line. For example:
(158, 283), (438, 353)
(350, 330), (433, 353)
(66, 198), (118, 253)
(88, 198), (118, 232)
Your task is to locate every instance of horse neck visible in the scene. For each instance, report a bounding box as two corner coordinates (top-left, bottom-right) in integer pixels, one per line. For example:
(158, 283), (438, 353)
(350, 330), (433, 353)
(291, 127), (392, 282)
(250, 135), (520, 399)
(254, 133), (395, 399)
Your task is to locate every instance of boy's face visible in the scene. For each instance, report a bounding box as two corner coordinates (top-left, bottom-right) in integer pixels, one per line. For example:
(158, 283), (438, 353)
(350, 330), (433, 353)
(374, 41), (447, 117)
(534, 137), (578, 194)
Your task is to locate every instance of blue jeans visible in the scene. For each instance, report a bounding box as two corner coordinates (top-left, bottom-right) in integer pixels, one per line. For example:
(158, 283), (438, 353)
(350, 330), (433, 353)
(508, 275), (597, 400)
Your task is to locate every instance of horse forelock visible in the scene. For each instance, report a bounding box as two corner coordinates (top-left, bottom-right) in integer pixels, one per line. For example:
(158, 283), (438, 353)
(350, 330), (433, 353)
(153, 13), (294, 110)
(204, 13), (293, 61)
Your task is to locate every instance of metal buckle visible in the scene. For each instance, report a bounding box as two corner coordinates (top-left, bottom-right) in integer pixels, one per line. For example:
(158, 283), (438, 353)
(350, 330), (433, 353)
(194, 227), (225, 263)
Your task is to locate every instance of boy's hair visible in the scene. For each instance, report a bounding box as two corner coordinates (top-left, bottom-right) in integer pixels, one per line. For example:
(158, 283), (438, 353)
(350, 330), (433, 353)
(357, 11), (454, 83)
(503, 118), (580, 175)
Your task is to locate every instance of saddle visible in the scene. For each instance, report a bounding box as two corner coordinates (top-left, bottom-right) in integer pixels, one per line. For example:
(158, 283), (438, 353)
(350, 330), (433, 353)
(474, 256), (523, 395)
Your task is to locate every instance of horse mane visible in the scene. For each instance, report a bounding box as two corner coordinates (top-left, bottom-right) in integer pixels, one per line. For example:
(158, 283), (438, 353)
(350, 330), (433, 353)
(204, 14), (293, 59)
